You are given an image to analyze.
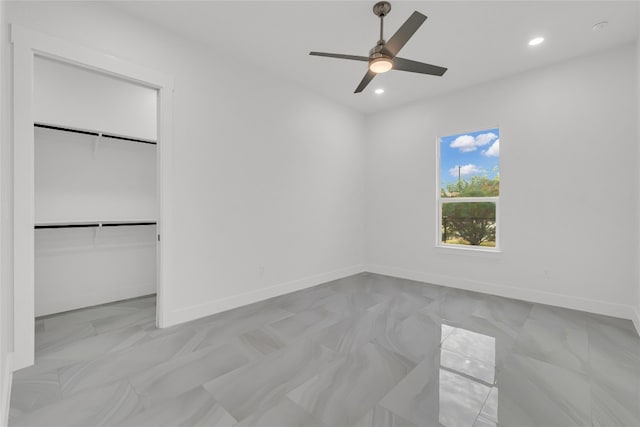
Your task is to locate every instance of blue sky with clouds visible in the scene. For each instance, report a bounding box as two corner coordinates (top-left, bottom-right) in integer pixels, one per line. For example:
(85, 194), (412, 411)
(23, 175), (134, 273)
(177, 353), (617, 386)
(440, 128), (500, 189)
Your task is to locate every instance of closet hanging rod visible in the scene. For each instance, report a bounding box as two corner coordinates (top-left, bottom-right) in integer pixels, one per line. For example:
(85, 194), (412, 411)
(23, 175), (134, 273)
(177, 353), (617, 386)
(35, 221), (156, 230)
(34, 123), (157, 145)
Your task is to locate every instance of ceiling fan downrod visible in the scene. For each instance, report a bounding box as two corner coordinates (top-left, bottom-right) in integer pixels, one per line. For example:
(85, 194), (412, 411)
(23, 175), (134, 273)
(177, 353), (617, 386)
(373, 1), (391, 45)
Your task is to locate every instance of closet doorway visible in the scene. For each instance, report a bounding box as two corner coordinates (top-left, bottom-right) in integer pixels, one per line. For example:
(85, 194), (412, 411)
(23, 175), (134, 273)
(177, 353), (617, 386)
(11, 26), (174, 370)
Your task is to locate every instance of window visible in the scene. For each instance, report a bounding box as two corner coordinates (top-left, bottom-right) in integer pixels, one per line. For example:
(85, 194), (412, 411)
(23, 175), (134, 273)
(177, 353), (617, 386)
(438, 128), (499, 249)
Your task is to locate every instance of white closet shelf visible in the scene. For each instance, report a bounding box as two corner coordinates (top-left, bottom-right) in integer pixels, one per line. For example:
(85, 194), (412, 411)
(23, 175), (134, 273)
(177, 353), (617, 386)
(35, 219), (157, 229)
(35, 122), (157, 145)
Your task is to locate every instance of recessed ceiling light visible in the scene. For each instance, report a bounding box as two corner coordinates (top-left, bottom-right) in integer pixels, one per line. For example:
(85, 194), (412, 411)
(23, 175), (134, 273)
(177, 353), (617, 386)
(528, 37), (544, 46)
(374, 88), (385, 95)
(592, 21), (609, 31)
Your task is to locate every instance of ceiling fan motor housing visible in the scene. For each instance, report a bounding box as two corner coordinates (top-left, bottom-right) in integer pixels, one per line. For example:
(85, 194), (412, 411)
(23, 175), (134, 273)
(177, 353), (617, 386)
(369, 43), (387, 59)
(369, 44), (391, 70)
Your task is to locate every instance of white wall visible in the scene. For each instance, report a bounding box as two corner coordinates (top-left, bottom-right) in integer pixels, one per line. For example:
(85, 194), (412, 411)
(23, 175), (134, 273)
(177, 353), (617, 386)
(366, 45), (637, 319)
(35, 127), (156, 223)
(35, 56), (157, 141)
(0, 0), (12, 423)
(636, 36), (640, 332)
(35, 226), (156, 316)
(4, 1), (366, 330)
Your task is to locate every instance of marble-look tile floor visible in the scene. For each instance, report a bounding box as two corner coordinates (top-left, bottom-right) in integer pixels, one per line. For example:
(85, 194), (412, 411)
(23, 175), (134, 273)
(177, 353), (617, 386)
(9, 273), (640, 426)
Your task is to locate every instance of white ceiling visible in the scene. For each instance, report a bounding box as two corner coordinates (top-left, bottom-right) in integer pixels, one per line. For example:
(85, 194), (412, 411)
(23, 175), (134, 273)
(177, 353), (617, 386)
(111, 1), (639, 114)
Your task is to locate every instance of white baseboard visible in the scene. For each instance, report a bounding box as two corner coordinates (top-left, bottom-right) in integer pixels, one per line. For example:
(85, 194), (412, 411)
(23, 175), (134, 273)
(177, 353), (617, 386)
(163, 264), (366, 327)
(631, 306), (640, 337)
(0, 353), (13, 427)
(36, 285), (155, 318)
(160, 262), (640, 336)
(366, 264), (636, 322)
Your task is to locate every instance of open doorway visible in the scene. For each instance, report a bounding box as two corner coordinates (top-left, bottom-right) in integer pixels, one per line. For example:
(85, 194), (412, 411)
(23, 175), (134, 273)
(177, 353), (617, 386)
(11, 25), (174, 370)
(33, 56), (158, 320)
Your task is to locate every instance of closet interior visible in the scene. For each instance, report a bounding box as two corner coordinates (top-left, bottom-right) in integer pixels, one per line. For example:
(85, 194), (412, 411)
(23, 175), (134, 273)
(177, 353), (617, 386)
(33, 56), (158, 317)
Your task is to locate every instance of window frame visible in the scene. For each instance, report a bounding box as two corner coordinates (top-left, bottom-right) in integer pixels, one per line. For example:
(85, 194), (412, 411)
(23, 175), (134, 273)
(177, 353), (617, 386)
(436, 128), (501, 252)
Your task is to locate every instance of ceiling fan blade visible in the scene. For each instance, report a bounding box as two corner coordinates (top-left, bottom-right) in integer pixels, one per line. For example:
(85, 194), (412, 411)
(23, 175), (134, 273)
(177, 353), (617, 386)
(392, 57), (447, 76)
(354, 70), (376, 93)
(382, 11), (427, 58)
(310, 52), (369, 62)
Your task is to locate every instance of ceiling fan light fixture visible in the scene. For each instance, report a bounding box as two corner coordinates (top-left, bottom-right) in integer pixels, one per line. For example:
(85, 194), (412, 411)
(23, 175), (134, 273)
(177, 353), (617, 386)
(369, 57), (393, 73)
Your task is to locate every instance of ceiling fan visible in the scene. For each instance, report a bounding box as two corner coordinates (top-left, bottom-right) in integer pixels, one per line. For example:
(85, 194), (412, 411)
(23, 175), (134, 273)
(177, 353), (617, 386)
(310, 1), (447, 93)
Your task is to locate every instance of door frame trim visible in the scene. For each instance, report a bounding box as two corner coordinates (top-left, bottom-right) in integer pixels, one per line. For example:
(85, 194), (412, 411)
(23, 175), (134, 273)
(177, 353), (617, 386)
(10, 25), (174, 370)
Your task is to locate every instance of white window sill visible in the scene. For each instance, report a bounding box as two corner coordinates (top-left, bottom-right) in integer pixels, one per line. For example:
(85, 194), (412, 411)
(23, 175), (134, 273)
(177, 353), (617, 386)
(434, 244), (502, 257)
